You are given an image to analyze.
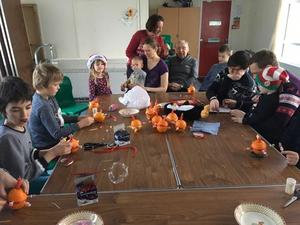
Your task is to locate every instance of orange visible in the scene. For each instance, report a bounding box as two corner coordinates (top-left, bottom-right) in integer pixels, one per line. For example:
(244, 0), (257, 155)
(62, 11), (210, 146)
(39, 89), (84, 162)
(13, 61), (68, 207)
(166, 110), (178, 123)
(8, 178), (28, 210)
(94, 112), (106, 122)
(130, 118), (142, 133)
(200, 109), (209, 118)
(156, 118), (169, 133)
(187, 85), (196, 94)
(175, 114), (187, 131)
(89, 100), (100, 111)
(151, 114), (162, 127)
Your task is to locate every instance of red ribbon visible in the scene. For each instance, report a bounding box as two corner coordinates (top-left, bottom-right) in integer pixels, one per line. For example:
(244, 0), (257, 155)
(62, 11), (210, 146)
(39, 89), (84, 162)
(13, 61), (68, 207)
(92, 144), (138, 158)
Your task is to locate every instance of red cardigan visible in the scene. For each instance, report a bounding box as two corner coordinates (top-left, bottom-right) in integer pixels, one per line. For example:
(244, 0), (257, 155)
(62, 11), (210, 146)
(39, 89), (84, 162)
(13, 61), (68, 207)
(125, 30), (168, 63)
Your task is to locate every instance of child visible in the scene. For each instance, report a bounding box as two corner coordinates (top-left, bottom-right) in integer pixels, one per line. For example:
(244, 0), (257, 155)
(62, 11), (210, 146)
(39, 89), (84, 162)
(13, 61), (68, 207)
(199, 44), (232, 91)
(0, 77), (71, 182)
(29, 64), (94, 150)
(206, 50), (256, 112)
(87, 54), (112, 101)
(120, 55), (146, 91)
(230, 66), (300, 165)
(0, 168), (29, 211)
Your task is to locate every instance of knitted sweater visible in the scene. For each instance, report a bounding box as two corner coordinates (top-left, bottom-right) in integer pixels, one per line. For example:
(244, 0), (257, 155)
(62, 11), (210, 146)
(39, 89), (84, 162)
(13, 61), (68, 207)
(126, 30), (168, 63)
(168, 55), (198, 89)
(243, 82), (300, 168)
(29, 93), (79, 149)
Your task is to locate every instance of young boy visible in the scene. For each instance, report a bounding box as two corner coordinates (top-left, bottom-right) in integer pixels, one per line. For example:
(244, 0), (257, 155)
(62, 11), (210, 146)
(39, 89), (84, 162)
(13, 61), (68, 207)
(199, 44), (232, 91)
(231, 66), (300, 166)
(206, 50), (256, 112)
(29, 63), (94, 150)
(121, 55), (146, 91)
(0, 77), (71, 182)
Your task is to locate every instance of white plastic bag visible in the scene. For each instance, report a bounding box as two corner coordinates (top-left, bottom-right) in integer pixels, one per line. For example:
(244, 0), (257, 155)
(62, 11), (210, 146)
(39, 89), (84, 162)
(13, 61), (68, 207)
(118, 86), (150, 109)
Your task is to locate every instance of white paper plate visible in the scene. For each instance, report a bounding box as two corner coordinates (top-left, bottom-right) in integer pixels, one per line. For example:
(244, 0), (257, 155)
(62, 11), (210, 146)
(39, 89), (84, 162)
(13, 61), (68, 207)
(234, 203), (286, 225)
(118, 108), (139, 117)
(57, 211), (104, 225)
(166, 104), (194, 111)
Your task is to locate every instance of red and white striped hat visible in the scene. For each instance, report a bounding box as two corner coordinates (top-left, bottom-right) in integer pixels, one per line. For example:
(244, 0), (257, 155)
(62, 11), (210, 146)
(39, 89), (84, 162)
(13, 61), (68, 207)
(255, 66), (289, 91)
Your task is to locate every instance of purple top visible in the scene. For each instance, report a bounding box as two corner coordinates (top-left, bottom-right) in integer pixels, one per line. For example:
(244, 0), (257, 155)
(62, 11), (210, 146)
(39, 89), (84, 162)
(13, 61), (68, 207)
(144, 58), (168, 88)
(88, 72), (112, 101)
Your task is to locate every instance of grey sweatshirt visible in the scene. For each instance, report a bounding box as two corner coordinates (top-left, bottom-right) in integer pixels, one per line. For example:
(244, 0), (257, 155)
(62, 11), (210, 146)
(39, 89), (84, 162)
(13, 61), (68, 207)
(0, 125), (45, 180)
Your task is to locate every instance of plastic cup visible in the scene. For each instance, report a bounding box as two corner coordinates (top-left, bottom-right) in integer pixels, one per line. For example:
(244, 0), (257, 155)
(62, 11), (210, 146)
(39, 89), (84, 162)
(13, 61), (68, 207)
(285, 177), (296, 195)
(108, 162), (128, 184)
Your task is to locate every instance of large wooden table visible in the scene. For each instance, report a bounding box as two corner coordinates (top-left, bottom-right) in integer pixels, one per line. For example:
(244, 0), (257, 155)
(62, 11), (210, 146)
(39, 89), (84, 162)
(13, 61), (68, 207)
(42, 93), (300, 194)
(2, 186), (300, 225)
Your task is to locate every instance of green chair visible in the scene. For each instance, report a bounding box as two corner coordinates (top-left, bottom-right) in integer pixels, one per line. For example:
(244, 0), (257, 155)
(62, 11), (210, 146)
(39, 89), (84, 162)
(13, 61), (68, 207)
(161, 34), (174, 50)
(55, 76), (88, 116)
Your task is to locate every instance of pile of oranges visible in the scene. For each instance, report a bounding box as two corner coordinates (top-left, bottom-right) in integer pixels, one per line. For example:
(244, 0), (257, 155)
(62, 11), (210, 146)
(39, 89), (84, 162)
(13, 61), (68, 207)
(143, 102), (187, 133)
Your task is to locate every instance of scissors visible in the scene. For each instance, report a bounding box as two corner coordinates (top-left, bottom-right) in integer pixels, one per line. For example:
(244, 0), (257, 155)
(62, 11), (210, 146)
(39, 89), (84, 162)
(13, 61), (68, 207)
(283, 188), (300, 207)
(83, 142), (108, 151)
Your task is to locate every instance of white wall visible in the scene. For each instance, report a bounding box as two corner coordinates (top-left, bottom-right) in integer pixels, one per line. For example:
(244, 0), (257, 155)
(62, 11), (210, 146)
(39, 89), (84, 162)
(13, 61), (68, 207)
(227, 0), (251, 51)
(21, 0), (149, 59)
(246, 0), (281, 52)
(20, 0), (148, 96)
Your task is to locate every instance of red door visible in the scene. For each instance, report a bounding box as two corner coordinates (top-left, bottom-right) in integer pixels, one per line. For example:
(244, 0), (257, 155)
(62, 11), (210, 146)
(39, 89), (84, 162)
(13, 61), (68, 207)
(199, 1), (231, 78)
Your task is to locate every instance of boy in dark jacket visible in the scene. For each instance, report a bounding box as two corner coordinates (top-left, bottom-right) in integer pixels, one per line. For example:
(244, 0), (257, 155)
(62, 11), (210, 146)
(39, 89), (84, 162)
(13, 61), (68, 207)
(206, 50), (256, 112)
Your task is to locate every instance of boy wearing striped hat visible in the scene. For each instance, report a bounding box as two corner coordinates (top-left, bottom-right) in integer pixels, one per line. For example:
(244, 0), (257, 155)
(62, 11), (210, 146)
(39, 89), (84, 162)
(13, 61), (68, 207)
(231, 66), (300, 166)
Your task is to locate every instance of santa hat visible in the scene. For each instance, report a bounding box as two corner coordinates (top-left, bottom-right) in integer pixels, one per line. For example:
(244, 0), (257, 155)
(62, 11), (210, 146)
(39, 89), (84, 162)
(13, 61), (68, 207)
(87, 54), (107, 69)
(256, 66), (289, 91)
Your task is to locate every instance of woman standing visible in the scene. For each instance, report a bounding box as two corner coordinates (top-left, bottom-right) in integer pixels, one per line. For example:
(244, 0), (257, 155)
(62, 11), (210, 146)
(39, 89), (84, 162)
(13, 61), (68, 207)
(143, 38), (168, 93)
(125, 14), (168, 77)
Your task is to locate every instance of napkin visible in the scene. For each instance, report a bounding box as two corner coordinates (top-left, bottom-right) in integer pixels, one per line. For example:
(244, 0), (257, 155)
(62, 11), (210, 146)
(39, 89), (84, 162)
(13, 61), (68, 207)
(119, 86), (150, 109)
(191, 121), (220, 135)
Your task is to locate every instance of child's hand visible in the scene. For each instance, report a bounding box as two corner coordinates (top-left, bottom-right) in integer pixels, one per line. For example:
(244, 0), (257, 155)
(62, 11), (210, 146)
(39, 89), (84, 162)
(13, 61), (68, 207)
(127, 83), (136, 89)
(230, 109), (245, 123)
(0, 171), (29, 211)
(251, 94), (261, 103)
(209, 99), (219, 112)
(53, 139), (72, 157)
(77, 116), (94, 128)
(120, 83), (127, 91)
(222, 99), (237, 108)
(282, 151), (300, 166)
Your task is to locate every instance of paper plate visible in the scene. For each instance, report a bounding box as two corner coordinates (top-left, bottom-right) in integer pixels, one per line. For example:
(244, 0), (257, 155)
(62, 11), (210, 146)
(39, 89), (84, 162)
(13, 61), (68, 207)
(118, 108), (139, 117)
(57, 211), (104, 225)
(234, 203), (286, 225)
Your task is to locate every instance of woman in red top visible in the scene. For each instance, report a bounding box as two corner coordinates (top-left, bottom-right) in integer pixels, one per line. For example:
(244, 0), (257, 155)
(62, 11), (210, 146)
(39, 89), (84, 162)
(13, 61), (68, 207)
(126, 14), (168, 77)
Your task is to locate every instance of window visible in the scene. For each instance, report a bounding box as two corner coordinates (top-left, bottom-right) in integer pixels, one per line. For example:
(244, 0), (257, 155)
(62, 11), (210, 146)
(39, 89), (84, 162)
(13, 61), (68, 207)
(275, 0), (300, 66)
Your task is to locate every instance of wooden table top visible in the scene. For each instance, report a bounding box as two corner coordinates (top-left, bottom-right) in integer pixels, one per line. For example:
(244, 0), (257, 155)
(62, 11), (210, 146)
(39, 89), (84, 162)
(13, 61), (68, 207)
(2, 186), (300, 225)
(42, 93), (300, 194)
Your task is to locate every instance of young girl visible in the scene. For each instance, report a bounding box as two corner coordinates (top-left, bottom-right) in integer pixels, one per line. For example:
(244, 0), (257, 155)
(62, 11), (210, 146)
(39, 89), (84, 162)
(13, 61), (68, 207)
(87, 54), (112, 101)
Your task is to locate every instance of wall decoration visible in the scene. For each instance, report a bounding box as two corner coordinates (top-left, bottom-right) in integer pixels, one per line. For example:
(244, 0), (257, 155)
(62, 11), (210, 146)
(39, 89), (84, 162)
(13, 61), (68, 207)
(232, 17), (240, 29)
(121, 7), (137, 25)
